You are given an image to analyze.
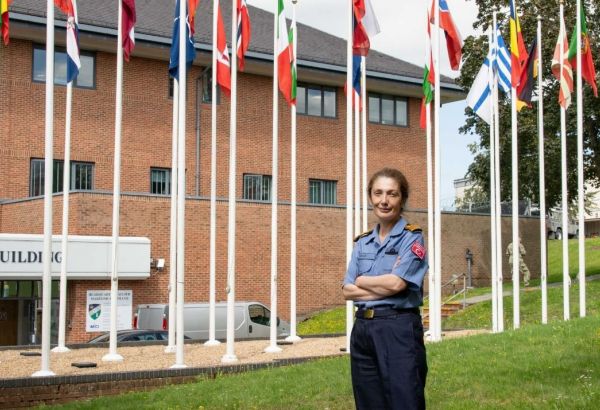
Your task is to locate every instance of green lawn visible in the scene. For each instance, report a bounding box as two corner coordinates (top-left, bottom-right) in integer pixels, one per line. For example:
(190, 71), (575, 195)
(546, 237), (600, 282)
(44, 316), (600, 409)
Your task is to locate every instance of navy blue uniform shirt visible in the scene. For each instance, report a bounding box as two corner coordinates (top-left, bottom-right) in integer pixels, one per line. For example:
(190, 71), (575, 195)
(343, 217), (428, 309)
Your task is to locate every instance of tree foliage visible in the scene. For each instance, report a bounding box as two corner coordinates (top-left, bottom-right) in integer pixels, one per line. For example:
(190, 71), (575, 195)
(457, 0), (600, 209)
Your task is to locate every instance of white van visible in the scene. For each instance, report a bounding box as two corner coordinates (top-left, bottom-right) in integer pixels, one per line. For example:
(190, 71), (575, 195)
(133, 301), (290, 340)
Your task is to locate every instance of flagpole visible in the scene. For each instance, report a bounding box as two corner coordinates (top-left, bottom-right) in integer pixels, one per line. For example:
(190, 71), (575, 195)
(172, 0), (188, 369)
(361, 56), (368, 233)
(222, 0), (239, 363)
(345, 0), (354, 353)
(102, 0), (125, 363)
(492, 14), (504, 333)
(431, 0), (442, 343)
(205, 0), (221, 348)
(488, 25), (498, 333)
(354, 89), (361, 236)
(266, 0), (282, 354)
(510, 18), (520, 330)
(286, 0), (301, 343)
(537, 15), (548, 324)
(559, 0), (570, 321)
(33, 0), (57, 377)
(575, 0), (586, 318)
(166, 80), (178, 353)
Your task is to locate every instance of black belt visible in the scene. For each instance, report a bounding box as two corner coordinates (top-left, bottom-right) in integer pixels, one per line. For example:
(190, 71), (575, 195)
(355, 307), (420, 319)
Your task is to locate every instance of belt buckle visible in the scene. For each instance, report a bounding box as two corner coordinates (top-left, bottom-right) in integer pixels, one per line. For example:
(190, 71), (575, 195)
(364, 308), (375, 319)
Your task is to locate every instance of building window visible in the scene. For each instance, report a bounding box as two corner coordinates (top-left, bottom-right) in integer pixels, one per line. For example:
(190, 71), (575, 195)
(309, 179), (337, 205)
(201, 69), (220, 103)
(32, 45), (96, 89)
(150, 168), (172, 195)
(368, 94), (408, 126)
(243, 174), (272, 201)
(296, 84), (336, 118)
(29, 159), (95, 197)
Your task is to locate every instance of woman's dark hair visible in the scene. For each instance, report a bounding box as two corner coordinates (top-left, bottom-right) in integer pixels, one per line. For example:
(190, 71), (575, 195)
(367, 167), (409, 210)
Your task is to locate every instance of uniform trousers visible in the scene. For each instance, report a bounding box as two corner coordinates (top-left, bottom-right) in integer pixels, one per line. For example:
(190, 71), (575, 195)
(350, 309), (427, 410)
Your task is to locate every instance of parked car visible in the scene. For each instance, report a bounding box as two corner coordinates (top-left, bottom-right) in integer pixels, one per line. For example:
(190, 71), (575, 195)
(547, 209), (579, 239)
(87, 329), (188, 343)
(133, 301), (290, 340)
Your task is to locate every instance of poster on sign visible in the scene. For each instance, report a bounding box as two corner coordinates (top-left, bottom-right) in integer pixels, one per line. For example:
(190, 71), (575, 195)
(86, 290), (132, 332)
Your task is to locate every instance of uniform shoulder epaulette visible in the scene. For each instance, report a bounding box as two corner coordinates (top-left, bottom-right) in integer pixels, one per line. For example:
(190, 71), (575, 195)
(353, 230), (373, 242)
(404, 224), (422, 232)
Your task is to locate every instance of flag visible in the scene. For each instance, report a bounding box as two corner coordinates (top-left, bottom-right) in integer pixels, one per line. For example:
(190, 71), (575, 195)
(352, 0), (380, 57)
(216, 0), (231, 96)
(188, 0), (199, 35)
(466, 54), (492, 124)
(276, 0), (293, 106)
(432, 0), (463, 71)
(1, 0), (12, 46)
(420, 7), (435, 129)
(568, 3), (597, 97)
(517, 38), (538, 110)
(56, 0), (81, 83)
(494, 26), (512, 94)
(122, 0), (136, 62)
(289, 6), (297, 105)
(509, 0), (527, 88)
(551, 13), (573, 109)
(237, 0), (251, 71)
(169, 0), (197, 80)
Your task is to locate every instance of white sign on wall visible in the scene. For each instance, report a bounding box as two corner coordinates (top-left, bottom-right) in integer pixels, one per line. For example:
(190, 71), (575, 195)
(86, 290), (133, 332)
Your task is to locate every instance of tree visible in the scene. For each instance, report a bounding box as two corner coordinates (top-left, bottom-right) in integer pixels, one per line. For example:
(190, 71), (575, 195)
(457, 0), (600, 210)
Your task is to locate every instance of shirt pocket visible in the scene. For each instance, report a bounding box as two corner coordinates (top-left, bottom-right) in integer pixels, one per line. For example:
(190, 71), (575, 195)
(358, 252), (376, 274)
(380, 254), (398, 273)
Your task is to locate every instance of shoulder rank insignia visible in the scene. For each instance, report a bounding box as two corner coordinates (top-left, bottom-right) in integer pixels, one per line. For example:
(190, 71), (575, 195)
(353, 230), (373, 242)
(405, 223), (422, 232)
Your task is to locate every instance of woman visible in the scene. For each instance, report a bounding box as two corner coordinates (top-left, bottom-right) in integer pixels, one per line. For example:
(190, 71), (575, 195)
(342, 167), (428, 410)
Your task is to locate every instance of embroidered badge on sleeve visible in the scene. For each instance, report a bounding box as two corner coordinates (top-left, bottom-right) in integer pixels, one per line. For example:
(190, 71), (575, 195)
(411, 241), (426, 260)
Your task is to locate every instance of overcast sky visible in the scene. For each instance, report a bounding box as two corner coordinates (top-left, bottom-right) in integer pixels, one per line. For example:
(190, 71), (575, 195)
(248, 0), (481, 207)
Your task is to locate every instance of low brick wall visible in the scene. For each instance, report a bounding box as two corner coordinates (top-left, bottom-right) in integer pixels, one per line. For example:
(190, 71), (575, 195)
(0, 355), (339, 409)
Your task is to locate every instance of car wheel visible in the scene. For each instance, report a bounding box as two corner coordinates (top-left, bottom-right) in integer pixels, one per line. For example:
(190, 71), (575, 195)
(556, 228), (563, 240)
(547, 231), (555, 240)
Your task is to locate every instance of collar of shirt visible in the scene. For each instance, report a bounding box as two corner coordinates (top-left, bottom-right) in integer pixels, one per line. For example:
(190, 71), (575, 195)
(365, 217), (407, 248)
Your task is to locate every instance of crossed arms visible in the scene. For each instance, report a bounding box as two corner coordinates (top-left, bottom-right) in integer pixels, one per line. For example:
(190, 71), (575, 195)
(343, 274), (407, 301)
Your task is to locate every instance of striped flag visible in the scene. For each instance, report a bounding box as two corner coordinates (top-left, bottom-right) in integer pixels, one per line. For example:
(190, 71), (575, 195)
(56, 1), (81, 83)
(216, 0), (231, 96)
(188, 0), (199, 35)
(353, 0), (380, 57)
(552, 13), (573, 109)
(466, 53), (493, 124)
(236, 0), (251, 71)
(289, 6), (297, 105)
(494, 26), (512, 94)
(169, 0), (196, 80)
(1, 0), (12, 46)
(568, 3), (597, 97)
(517, 38), (538, 110)
(509, 0), (527, 88)
(122, 0), (136, 62)
(420, 6), (435, 129)
(432, 0), (463, 71)
(276, 0), (293, 106)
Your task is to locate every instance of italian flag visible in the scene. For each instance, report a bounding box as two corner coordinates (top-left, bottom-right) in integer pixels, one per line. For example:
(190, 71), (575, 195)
(277, 0), (294, 106)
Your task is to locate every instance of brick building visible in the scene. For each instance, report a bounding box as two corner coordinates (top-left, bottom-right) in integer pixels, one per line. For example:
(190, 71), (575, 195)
(0, 1), (470, 345)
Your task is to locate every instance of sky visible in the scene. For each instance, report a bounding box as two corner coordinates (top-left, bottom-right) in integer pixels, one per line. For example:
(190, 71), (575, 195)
(248, 0), (481, 208)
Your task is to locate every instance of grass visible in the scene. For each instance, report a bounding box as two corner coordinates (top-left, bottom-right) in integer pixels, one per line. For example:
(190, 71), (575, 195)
(44, 316), (600, 409)
(546, 237), (600, 282)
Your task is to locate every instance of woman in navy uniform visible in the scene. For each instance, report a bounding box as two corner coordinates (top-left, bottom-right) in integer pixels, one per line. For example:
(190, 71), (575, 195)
(343, 167), (428, 410)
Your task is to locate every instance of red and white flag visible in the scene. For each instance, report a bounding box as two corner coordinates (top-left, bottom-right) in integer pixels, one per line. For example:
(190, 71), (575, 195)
(551, 14), (573, 109)
(122, 0), (136, 61)
(237, 0), (251, 71)
(216, 0), (231, 96)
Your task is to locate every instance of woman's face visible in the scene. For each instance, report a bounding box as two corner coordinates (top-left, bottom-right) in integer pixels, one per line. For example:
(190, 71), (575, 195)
(370, 176), (402, 225)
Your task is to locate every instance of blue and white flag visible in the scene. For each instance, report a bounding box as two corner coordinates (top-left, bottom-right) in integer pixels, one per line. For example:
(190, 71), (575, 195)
(494, 26), (511, 94)
(57, 0), (80, 83)
(466, 55), (492, 124)
(169, 0), (196, 80)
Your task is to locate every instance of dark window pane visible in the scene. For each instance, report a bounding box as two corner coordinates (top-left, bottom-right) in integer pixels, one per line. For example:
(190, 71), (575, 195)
(323, 90), (336, 117)
(395, 99), (408, 126)
(77, 54), (95, 88)
(261, 176), (272, 201)
(54, 52), (68, 86)
(381, 97), (394, 125)
(307, 88), (321, 116)
(309, 180), (321, 204)
(296, 86), (306, 114)
(33, 48), (46, 82)
(151, 168), (171, 195)
(368, 95), (379, 122)
(33, 46), (95, 88)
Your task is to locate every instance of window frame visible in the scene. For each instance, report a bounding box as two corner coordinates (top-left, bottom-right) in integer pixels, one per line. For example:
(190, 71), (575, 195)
(242, 174), (272, 202)
(296, 83), (337, 118)
(368, 93), (409, 127)
(150, 167), (172, 196)
(32, 44), (97, 89)
(308, 179), (338, 205)
(29, 158), (95, 197)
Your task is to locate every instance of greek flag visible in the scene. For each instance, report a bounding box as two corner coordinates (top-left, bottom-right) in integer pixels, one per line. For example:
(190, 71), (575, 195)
(494, 26), (512, 93)
(466, 55), (492, 124)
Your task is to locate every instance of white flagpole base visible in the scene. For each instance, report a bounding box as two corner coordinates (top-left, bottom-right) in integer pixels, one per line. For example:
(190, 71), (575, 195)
(284, 335), (302, 343)
(221, 354), (239, 363)
(32, 369), (56, 377)
(101, 353), (124, 362)
(204, 339), (221, 347)
(164, 345), (176, 353)
(264, 344), (282, 353)
(170, 363), (188, 369)
(51, 346), (70, 353)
